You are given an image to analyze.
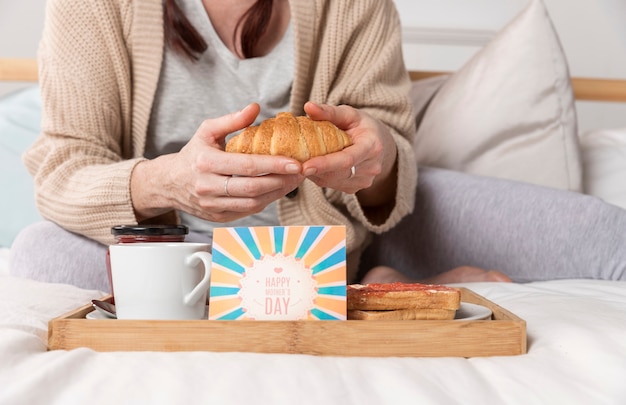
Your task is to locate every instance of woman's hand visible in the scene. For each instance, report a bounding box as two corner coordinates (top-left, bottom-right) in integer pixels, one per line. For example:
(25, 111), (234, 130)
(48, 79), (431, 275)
(131, 103), (304, 222)
(301, 102), (398, 207)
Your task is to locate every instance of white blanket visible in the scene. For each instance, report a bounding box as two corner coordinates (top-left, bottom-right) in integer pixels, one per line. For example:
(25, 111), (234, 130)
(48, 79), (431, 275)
(1, 274), (625, 405)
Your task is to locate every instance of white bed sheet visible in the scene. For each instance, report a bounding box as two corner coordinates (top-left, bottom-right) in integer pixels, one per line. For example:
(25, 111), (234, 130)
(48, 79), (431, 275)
(1, 274), (625, 405)
(0, 248), (9, 276)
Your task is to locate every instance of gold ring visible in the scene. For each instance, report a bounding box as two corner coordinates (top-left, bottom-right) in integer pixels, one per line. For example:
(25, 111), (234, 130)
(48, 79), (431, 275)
(349, 165), (356, 179)
(224, 176), (232, 197)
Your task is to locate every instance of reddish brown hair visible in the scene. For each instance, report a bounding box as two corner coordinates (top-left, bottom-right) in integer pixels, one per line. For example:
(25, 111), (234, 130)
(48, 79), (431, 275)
(163, 0), (274, 60)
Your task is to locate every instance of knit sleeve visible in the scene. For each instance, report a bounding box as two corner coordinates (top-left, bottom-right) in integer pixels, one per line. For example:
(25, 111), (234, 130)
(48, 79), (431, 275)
(306, 0), (418, 233)
(23, 0), (145, 244)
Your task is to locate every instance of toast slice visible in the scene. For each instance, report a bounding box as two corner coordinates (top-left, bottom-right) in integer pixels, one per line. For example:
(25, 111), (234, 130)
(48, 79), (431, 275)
(347, 282), (461, 311)
(347, 308), (456, 321)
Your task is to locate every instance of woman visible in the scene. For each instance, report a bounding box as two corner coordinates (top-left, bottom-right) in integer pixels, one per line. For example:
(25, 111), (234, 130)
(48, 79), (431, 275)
(10, 0), (425, 291)
(12, 0), (625, 291)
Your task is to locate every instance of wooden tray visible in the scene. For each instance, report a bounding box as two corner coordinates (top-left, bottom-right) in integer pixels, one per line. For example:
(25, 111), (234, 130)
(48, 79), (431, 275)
(48, 288), (526, 357)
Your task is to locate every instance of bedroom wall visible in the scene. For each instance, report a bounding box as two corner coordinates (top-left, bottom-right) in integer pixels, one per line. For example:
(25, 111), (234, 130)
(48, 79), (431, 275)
(0, 0), (624, 132)
(394, 0), (626, 133)
(0, 1), (45, 95)
(544, 0), (626, 133)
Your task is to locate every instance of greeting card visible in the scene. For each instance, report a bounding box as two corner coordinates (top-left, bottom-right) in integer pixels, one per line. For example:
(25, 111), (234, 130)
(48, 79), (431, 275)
(208, 226), (347, 320)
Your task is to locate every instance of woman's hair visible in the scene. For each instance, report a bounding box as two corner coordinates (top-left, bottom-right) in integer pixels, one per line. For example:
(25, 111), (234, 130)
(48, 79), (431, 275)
(163, 0), (274, 60)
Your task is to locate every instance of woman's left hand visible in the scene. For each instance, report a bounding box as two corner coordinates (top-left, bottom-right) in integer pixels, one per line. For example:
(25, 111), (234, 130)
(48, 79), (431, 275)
(301, 102), (398, 207)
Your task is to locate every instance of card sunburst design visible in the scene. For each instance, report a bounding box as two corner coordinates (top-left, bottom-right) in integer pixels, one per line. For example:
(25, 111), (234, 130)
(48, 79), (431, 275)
(209, 226), (347, 320)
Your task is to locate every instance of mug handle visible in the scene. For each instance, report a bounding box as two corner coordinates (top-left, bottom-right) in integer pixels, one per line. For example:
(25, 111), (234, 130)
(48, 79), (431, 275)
(183, 251), (212, 306)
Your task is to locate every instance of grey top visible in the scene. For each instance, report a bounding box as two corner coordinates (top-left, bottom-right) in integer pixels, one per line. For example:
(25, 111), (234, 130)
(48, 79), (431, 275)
(146, 0), (294, 239)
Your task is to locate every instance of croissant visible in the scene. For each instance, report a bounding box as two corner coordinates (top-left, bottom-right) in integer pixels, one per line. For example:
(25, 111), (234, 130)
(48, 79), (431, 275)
(225, 112), (352, 162)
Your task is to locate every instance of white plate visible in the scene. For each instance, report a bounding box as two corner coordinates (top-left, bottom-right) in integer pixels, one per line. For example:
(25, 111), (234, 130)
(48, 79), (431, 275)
(455, 303), (492, 321)
(86, 310), (112, 320)
(86, 306), (210, 320)
(86, 306), (487, 321)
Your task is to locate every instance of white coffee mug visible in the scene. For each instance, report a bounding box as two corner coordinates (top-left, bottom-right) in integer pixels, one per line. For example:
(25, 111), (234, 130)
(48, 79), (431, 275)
(109, 242), (212, 320)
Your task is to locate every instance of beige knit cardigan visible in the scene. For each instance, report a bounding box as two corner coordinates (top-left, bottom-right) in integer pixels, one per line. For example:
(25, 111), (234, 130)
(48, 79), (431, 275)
(25, 0), (417, 281)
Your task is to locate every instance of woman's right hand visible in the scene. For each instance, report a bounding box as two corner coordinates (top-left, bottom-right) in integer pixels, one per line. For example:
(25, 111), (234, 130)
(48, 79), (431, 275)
(130, 103), (304, 223)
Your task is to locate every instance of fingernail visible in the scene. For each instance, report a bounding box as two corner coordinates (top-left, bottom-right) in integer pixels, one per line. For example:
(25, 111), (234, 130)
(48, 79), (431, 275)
(285, 163), (300, 173)
(303, 167), (316, 177)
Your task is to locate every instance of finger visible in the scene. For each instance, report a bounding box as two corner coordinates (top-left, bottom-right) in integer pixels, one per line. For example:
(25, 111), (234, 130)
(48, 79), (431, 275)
(197, 103), (261, 147)
(187, 174), (302, 222)
(218, 152), (303, 177)
(306, 172), (366, 195)
(220, 173), (303, 199)
(304, 102), (361, 131)
(209, 182), (303, 222)
(302, 147), (358, 177)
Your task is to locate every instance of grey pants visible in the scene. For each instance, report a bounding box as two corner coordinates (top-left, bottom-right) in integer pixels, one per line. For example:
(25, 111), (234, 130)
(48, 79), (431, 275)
(10, 167), (626, 292)
(360, 167), (626, 282)
(9, 223), (212, 293)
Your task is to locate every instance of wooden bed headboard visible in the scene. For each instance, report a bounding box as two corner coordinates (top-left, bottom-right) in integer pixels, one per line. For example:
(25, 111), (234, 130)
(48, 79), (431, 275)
(1, 57), (625, 103)
(0, 58), (38, 83)
(409, 71), (626, 103)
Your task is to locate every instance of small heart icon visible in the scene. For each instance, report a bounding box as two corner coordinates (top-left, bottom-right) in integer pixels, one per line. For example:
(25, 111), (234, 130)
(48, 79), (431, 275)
(274, 267), (283, 274)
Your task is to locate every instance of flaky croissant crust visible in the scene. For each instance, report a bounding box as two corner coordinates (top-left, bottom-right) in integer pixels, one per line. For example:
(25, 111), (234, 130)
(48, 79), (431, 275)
(225, 112), (352, 162)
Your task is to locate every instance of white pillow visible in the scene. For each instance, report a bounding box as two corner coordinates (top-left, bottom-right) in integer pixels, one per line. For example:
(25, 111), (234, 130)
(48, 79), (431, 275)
(0, 86), (42, 247)
(413, 0), (582, 191)
(580, 128), (626, 210)
(409, 74), (449, 126)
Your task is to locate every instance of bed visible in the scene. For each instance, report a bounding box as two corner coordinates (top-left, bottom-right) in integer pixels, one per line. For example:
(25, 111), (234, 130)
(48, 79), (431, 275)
(1, 0), (626, 403)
